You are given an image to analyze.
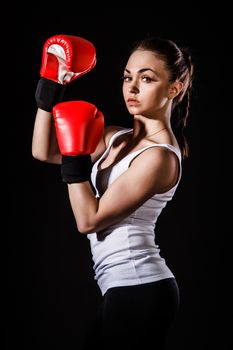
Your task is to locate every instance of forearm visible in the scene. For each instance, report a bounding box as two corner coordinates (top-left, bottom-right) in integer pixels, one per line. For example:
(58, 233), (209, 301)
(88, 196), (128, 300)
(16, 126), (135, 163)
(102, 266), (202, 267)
(67, 178), (132, 235)
(32, 108), (61, 164)
(67, 182), (100, 234)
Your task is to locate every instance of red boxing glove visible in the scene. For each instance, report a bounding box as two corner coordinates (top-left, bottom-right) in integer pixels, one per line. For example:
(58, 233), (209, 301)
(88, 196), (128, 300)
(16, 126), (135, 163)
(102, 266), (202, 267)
(53, 101), (104, 183)
(35, 35), (96, 112)
(40, 34), (96, 84)
(53, 100), (104, 155)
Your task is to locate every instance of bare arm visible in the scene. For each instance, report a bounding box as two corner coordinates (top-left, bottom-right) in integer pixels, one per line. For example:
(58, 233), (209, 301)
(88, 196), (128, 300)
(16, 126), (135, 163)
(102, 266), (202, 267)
(67, 147), (179, 234)
(32, 108), (61, 164)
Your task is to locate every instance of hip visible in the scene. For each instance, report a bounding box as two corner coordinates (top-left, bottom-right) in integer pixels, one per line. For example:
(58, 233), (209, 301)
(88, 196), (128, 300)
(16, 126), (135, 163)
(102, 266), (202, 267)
(103, 277), (180, 325)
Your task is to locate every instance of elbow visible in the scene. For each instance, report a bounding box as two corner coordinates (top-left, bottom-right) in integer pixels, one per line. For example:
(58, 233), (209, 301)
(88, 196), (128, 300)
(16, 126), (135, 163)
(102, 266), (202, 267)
(77, 221), (97, 235)
(32, 148), (49, 162)
(77, 224), (94, 235)
(76, 214), (113, 235)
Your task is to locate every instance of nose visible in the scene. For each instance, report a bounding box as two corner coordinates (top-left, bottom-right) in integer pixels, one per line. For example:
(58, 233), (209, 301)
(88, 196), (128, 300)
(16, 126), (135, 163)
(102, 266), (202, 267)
(128, 79), (139, 94)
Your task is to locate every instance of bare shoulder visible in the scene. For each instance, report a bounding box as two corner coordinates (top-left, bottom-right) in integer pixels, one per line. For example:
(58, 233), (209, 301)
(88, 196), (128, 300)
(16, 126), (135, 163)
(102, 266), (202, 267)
(130, 146), (180, 193)
(103, 125), (126, 147)
(91, 125), (124, 162)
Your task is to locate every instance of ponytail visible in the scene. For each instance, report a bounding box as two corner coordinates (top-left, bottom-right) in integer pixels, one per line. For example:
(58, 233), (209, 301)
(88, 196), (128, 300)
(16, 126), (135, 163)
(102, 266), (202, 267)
(172, 91), (191, 158)
(172, 48), (194, 159)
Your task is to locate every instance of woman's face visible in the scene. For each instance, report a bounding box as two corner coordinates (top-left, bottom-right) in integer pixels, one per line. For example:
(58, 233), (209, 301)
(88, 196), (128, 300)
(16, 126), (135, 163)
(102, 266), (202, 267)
(122, 49), (172, 117)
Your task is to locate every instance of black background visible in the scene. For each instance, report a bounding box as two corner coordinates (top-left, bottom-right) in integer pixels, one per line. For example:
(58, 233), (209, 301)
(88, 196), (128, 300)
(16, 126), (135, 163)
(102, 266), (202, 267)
(6, 7), (230, 350)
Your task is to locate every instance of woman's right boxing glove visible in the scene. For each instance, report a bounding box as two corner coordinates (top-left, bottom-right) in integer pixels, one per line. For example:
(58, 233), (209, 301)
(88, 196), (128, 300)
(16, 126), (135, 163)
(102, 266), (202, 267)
(35, 34), (96, 112)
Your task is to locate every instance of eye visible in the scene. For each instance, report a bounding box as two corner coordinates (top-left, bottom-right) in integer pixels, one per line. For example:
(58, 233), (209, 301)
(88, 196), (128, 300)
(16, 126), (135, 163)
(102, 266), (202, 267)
(141, 75), (152, 82)
(122, 75), (132, 82)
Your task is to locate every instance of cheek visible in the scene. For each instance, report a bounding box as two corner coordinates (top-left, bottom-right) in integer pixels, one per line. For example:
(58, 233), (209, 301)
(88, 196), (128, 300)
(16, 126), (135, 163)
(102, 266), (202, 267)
(122, 84), (127, 100)
(145, 87), (168, 109)
(152, 86), (168, 101)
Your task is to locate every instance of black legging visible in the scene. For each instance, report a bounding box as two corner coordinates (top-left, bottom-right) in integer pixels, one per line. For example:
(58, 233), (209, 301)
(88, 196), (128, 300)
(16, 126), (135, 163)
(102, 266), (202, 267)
(82, 278), (180, 350)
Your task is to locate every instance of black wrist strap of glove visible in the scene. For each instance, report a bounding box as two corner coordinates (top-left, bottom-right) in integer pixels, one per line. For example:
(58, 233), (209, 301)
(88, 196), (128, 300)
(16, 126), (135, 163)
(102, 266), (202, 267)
(61, 155), (93, 183)
(35, 77), (66, 112)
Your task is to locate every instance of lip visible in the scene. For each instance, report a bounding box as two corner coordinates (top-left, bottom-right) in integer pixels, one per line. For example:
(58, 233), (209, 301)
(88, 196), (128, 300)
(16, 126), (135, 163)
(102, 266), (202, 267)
(127, 98), (140, 106)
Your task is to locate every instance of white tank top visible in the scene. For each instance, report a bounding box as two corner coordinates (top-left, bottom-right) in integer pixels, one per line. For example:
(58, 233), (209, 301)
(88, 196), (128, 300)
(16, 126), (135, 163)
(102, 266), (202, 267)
(88, 128), (182, 295)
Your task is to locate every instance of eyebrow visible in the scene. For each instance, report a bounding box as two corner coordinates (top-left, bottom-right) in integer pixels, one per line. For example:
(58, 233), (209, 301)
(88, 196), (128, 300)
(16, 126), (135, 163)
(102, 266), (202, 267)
(124, 68), (160, 77)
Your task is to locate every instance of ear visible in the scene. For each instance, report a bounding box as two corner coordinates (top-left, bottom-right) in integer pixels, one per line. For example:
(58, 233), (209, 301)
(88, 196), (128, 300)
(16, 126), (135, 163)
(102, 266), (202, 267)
(168, 81), (184, 99)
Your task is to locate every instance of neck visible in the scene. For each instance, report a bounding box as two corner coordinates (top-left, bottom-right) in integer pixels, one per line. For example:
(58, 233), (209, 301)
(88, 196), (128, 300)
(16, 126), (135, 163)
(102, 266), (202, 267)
(132, 114), (171, 139)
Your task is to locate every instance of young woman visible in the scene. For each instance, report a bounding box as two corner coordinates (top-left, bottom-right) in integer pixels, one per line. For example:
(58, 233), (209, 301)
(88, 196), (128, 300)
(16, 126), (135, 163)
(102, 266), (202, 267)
(32, 35), (194, 349)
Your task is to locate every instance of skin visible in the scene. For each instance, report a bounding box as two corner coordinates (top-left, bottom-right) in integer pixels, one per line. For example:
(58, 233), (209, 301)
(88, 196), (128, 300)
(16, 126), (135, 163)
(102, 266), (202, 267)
(32, 49), (184, 234)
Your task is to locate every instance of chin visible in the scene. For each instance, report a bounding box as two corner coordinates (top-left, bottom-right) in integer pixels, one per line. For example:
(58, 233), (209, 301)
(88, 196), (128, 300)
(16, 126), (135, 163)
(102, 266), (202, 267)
(128, 111), (135, 116)
(127, 106), (141, 114)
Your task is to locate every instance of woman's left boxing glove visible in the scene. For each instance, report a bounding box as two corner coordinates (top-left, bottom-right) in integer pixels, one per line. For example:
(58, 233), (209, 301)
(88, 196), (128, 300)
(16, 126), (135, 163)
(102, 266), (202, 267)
(35, 34), (96, 112)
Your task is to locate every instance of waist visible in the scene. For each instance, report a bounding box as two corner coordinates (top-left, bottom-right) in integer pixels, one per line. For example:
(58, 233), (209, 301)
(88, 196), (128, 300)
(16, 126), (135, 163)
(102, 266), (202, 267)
(88, 225), (161, 273)
(88, 224), (157, 253)
(87, 225), (174, 295)
(95, 257), (174, 296)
